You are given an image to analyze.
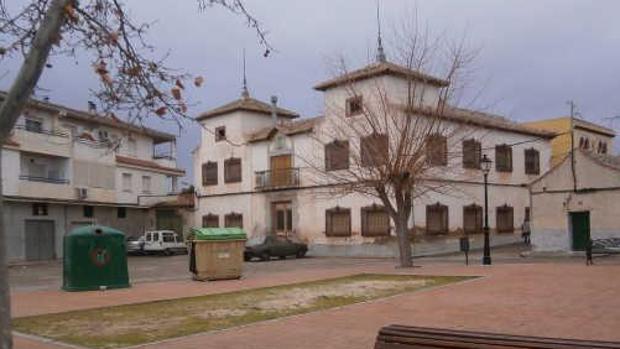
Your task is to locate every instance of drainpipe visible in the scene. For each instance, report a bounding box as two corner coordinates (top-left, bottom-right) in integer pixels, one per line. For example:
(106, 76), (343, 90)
(270, 95), (278, 127)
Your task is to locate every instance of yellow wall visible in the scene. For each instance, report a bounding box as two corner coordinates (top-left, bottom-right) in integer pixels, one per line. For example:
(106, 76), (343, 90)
(523, 118), (571, 166)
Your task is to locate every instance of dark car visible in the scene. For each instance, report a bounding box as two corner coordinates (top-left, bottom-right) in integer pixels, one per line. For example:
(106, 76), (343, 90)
(244, 235), (307, 261)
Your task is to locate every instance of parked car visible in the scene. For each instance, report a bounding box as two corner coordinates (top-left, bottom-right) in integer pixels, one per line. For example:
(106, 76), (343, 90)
(126, 236), (145, 255)
(244, 235), (307, 261)
(142, 230), (188, 256)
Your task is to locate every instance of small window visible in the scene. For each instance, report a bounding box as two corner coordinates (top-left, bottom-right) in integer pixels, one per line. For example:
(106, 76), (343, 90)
(524, 148), (540, 175)
(361, 133), (388, 167)
(202, 161), (218, 186)
(346, 96), (363, 116)
(141, 175), (152, 193)
(462, 139), (481, 169)
(495, 144), (513, 172)
(83, 205), (94, 218)
(224, 158), (242, 183)
(32, 203), (48, 216)
(202, 214), (219, 228)
(215, 126), (226, 142)
(163, 233), (175, 242)
(122, 173), (133, 192)
(325, 140), (350, 171)
(463, 204), (482, 235)
(426, 203), (449, 235)
(25, 118), (43, 133)
(224, 212), (243, 228)
(117, 207), (127, 219)
(598, 141), (608, 154)
(361, 204), (390, 237)
(496, 204), (514, 233)
(426, 134), (448, 166)
(325, 207), (351, 237)
(152, 232), (160, 241)
(524, 207), (531, 221)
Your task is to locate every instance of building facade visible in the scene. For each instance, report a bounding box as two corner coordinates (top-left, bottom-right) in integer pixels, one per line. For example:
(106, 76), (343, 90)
(193, 59), (555, 257)
(1, 95), (188, 262)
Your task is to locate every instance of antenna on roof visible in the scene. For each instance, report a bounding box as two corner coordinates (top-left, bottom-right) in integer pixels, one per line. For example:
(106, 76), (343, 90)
(241, 48), (250, 99)
(376, 0), (387, 63)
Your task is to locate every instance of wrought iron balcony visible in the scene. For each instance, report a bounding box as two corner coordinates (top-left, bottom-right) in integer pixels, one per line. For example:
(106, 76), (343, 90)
(255, 168), (300, 190)
(19, 175), (69, 184)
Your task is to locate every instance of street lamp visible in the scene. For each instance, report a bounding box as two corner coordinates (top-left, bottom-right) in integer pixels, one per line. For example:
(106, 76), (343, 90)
(481, 154), (492, 265)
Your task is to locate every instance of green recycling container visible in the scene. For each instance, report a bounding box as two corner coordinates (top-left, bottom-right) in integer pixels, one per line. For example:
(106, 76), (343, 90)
(191, 227), (247, 241)
(189, 228), (247, 281)
(63, 225), (130, 291)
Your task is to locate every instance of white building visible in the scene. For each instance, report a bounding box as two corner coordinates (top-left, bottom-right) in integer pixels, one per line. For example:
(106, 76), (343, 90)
(193, 60), (555, 257)
(1, 94), (188, 262)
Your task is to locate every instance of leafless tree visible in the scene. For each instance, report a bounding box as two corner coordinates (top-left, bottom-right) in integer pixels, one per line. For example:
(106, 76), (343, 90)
(305, 17), (477, 268)
(0, 1), (270, 347)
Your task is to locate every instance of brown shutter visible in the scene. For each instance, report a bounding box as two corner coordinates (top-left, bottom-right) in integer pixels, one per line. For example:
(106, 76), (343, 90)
(496, 205), (514, 233)
(202, 161), (218, 186)
(426, 135), (448, 166)
(202, 214), (219, 228)
(224, 213), (243, 228)
(224, 158), (242, 183)
(325, 207), (351, 237)
(524, 148), (540, 175)
(361, 205), (390, 236)
(325, 141), (350, 171)
(361, 133), (388, 167)
(462, 139), (481, 169)
(463, 204), (482, 234)
(495, 145), (513, 172)
(426, 203), (449, 235)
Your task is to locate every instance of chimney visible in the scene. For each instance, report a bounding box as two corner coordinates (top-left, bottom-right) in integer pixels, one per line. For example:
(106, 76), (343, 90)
(270, 95), (278, 126)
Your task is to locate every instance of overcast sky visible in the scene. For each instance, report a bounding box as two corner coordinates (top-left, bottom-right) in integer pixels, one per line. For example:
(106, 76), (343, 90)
(3, 0), (620, 183)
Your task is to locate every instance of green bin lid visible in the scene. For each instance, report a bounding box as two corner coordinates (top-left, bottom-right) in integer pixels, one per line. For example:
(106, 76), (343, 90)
(191, 227), (247, 241)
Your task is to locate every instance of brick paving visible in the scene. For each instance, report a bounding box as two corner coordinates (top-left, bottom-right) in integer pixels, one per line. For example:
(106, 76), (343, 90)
(10, 255), (620, 349)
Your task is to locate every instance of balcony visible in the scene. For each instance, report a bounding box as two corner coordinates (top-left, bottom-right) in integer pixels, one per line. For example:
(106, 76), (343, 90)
(255, 168), (300, 190)
(19, 175), (69, 184)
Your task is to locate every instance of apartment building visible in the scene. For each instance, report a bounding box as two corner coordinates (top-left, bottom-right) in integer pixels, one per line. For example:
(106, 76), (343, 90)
(192, 57), (556, 257)
(1, 94), (188, 262)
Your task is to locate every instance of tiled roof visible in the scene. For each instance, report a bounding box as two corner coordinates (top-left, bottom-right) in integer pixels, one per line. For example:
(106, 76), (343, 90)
(196, 96), (299, 121)
(313, 61), (449, 91)
(116, 155), (185, 175)
(246, 116), (323, 143)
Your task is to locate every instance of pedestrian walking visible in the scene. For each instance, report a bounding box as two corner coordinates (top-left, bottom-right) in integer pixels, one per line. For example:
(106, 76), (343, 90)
(586, 238), (594, 266)
(521, 219), (531, 246)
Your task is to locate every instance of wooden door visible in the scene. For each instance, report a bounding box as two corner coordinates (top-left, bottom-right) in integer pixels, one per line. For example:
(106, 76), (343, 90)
(270, 155), (292, 187)
(570, 211), (590, 251)
(273, 202), (293, 237)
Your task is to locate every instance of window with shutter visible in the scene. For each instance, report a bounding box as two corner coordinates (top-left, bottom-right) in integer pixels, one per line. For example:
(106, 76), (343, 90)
(202, 161), (218, 186)
(426, 134), (448, 166)
(496, 205), (514, 233)
(361, 133), (388, 167)
(524, 148), (540, 175)
(495, 144), (512, 172)
(202, 214), (219, 228)
(224, 213), (243, 228)
(426, 203), (449, 235)
(325, 207), (351, 237)
(361, 205), (390, 236)
(463, 204), (482, 235)
(224, 158), (242, 183)
(462, 139), (481, 169)
(346, 96), (363, 116)
(325, 140), (350, 171)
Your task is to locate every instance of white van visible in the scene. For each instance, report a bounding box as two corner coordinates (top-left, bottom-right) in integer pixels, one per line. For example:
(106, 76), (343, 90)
(142, 230), (187, 255)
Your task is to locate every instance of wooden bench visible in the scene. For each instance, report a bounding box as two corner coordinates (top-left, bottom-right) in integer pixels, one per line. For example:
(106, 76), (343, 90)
(375, 325), (620, 349)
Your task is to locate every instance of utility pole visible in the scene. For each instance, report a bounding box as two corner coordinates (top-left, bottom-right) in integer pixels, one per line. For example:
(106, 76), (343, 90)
(568, 100), (577, 193)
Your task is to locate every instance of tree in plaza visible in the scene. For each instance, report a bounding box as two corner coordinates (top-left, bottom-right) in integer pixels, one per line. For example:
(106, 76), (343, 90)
(0, 1), (269, 347)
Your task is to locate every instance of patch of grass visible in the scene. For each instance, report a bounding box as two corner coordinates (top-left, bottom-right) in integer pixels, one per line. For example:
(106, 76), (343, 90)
(14, 273), (474, 349)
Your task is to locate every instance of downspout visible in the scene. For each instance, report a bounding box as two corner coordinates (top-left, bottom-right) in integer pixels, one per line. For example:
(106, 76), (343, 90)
(569, 105), (577, 192)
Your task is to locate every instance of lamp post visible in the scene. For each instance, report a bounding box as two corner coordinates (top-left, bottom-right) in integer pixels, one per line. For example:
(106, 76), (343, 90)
(481, 154), (492, 265)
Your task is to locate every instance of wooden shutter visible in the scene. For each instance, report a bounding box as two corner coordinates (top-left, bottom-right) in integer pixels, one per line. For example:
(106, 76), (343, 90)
(325, 141), (350, 171)
(202, 161), (218, 186)
(495, 145), (513, 172)
(224, 158), (242, 183)
(325, 207), (351, 237)
(462, 139), (481, 169)
(496, 205), (514, 233)
(346, 96), (363, 116)
(202, 214), (219, 228)
(361, 205), (390, 236)
(426, 203), (449, 235)
(463, 204), (482, 235)
(426, 134), (448, 166)
(524, 148), (540, 175)
(361, 133), (388, 167)
(224, 213), (243, 228)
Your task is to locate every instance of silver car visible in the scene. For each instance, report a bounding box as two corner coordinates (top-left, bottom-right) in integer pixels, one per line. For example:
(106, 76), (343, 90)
(126, 236), (145, 255)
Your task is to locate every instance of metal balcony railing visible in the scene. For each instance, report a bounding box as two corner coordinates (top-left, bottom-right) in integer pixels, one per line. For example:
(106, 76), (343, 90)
(255, 168), (300, 190)
(19, 175), (70, 184)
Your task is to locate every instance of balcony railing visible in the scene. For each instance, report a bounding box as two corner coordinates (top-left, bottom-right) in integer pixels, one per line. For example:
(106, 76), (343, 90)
(19, 175), (70, 184)
(255, 168), (300, 190)
(14, 125), (69, 138)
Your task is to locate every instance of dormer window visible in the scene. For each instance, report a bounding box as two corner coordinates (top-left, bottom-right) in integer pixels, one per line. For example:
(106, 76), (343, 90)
(346, 96), (363, 117)
(215, 126), (226, 142)
(25, 118), (43, 133)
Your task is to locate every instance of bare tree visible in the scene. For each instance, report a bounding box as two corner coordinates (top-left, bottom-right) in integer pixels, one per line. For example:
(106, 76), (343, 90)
(306, 17), (477, 268)
(0, 1), (270, 347)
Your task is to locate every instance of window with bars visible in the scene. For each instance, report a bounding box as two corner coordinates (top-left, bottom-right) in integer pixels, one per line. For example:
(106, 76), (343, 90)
(325, 140), (350, 171)
(463, 204), (482, 235)
(117, 207), (127, 219)
(524, 148), (540, 175)
(496, 205), (514, 233)
(462, 139), (481, 169)
(495, 144), (513, 172)
(426, 203), (449, 235)
(361, 133), (388, 167)
(215, 126), (226, 142)
(83, 205), (94, 218)
(426, 134), (448, 166)
(224, 213), (243, 228)
(32, 203), (48, 216)
(361, 205), (390, 237)
(346, 96), (363, 116)
(202, 214), (219, 228)
(202, 161), (218, 186)
(325, 207), (351, 237)
(224, 158), (242, 183)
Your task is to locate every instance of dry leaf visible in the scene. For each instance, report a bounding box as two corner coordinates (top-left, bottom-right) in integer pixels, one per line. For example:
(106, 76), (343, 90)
(194, 76), (204, 87)
(175, 79), (185, 90)
(155, 107), (167, 116)
(171, 87), (182, 100)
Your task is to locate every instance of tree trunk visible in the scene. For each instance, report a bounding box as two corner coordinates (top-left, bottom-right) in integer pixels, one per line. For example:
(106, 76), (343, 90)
(0, 1), (70, 348)
(394, 210), (413, 268)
